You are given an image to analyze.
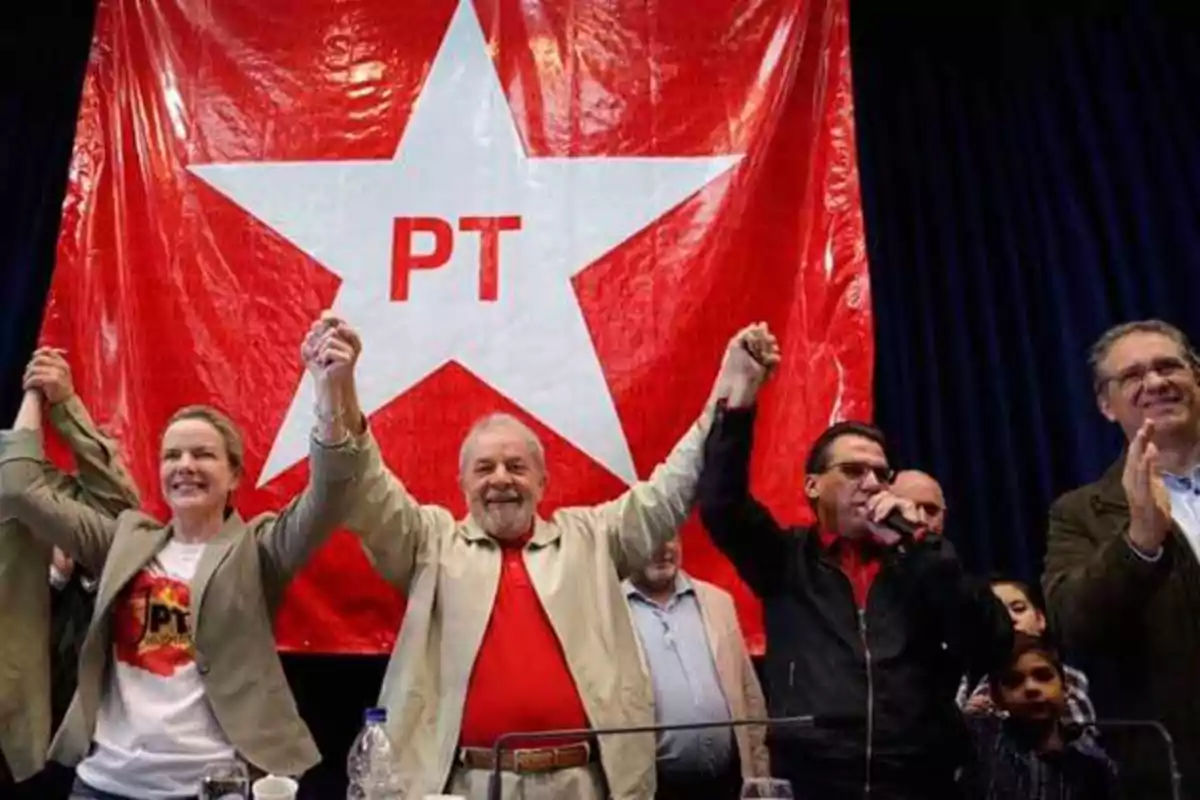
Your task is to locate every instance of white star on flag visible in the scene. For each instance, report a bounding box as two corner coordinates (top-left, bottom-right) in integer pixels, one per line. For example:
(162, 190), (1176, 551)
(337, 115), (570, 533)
(189, 0), (742, 487)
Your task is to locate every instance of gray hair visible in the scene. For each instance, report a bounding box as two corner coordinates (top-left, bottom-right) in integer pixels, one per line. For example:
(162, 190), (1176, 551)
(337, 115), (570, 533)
(458, 413), (546, 477)
(1089, 319), (1200, 393)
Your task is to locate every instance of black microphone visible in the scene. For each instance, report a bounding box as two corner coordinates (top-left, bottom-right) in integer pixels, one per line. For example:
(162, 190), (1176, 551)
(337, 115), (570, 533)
(484, 714), (828, 800)
(881, 507), (919, 542)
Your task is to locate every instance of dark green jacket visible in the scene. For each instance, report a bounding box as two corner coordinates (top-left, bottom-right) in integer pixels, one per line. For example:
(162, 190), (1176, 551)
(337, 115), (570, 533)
(0, 398), (138, 783)
(1043, 457), (1197, 799)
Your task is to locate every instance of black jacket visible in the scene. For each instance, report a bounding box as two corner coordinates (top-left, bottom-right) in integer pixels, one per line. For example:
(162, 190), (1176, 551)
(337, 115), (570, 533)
(49, 570), (97, 731)
(698, 407), (1012, 800)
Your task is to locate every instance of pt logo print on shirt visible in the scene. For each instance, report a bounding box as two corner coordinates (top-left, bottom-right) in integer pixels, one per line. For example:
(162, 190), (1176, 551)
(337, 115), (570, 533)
(112, 570), (194, 677)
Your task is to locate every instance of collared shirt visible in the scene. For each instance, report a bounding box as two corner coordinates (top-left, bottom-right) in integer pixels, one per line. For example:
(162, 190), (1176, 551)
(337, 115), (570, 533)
(816, 526), (884, 609)
(624, 573), (734, 779)
(1161, 467), (1200, 564)
(956, 663), (1096, 728)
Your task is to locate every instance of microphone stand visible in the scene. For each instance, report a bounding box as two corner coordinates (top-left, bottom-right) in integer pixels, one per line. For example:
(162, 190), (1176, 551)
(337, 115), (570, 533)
(486, 715), (815, 800)
(1094, 719), (1182, 800)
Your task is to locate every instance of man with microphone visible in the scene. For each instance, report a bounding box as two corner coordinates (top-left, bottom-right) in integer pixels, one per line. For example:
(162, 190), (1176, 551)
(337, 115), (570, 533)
(697, 328), (1012, 800)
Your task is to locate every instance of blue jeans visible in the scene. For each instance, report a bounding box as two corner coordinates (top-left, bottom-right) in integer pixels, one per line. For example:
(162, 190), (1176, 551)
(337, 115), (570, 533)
(70, 777), (199, 800)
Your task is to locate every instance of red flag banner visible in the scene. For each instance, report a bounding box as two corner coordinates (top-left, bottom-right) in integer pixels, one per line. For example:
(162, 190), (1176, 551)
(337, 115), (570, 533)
(45, 0), (871, 653)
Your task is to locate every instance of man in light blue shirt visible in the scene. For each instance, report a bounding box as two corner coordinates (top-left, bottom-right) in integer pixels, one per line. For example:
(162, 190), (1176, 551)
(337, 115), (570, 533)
(1158, 469), (1200, 561)
(625, 535), (768, 800)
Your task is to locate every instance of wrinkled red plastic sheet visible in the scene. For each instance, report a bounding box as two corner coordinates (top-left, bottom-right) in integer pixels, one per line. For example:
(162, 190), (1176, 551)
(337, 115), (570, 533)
(45, 0), (872, 654)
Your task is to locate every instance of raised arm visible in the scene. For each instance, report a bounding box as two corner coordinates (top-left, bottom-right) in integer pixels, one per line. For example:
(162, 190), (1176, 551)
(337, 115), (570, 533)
(341, 426), (453, 593)
(580, 325), (778, 579)
(697, 324), (791, 596)
(26, 348), (141, 515)
(13, 385), (41, 431)
(51, 400), (140, 514)
(333, 320), (454, 592)
(583, 406), (714, 579)
(263, 315), (451, 592)
(0, 391), (118, 571)
(698, 407), (790, 596)
(256, 315), (375, 583)
(256, 432), (372, 586)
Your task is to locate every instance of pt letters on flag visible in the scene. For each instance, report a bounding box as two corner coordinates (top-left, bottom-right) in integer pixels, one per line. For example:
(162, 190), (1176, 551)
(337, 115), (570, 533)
(45, 0), (871, 653)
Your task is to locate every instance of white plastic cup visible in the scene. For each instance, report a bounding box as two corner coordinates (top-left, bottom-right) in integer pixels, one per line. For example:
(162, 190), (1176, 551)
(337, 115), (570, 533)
(251, 775), (298, 800)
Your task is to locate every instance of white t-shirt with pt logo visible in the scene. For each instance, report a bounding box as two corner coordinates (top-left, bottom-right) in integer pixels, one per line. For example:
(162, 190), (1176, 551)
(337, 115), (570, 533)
(75, 539), (236, 798)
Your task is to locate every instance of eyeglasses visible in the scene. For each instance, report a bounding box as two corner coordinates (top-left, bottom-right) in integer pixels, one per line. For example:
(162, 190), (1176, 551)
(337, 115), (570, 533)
(824, 461), (895, 485)
(1100, 356), (1191, 393)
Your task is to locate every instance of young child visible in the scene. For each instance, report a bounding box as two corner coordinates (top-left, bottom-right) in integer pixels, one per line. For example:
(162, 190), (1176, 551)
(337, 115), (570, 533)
(958, 578), (1095, 727)
(961, 633), (1119, 799)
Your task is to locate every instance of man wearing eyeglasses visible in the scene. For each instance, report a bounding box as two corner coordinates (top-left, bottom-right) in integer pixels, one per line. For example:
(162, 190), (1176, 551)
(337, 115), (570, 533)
(1044, 319), (1200, 799)
(696, 328), (1011, 800)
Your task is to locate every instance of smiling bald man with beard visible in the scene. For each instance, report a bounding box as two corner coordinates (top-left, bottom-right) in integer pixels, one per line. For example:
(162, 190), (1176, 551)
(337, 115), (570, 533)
(340, 322), (777, 800)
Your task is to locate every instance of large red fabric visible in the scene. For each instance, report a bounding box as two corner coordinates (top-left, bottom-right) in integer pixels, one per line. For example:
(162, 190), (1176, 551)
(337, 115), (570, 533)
(44, 0), (871, 654)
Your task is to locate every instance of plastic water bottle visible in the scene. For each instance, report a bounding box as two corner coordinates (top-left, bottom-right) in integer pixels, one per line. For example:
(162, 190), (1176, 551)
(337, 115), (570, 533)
(346, 707), (403, 800)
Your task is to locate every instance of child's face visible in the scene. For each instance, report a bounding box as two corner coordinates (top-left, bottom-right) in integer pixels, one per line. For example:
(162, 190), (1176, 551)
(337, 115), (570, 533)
(996, 652), (1066, 722)
(992, 583), (1046, 636)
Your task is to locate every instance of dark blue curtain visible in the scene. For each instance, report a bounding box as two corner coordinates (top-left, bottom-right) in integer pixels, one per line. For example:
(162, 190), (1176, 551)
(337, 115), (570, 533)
(851, 9), (1200, 581)
(0, 1), (98, 425)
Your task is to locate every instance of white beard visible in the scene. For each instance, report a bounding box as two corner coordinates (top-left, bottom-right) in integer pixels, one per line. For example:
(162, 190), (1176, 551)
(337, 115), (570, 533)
(476, 502), (533, 538)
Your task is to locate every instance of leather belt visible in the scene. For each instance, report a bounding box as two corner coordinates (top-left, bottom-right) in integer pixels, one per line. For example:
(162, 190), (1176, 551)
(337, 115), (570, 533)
(459, 741), (593, 774)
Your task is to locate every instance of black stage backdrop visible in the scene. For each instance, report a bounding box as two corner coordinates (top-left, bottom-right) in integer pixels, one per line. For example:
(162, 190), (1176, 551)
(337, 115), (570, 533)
(853, 6), (1200, 579)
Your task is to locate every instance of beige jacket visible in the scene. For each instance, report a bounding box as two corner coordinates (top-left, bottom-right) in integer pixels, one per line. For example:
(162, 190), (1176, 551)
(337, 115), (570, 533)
(0, 397), (138, 782)
(691, 578), (770, 779)
(0, 426), (371, 777)
(347, 408), (713, 800)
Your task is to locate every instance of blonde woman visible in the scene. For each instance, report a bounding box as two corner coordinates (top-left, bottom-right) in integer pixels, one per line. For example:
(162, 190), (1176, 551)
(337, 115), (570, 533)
(0, 316), (370, 800)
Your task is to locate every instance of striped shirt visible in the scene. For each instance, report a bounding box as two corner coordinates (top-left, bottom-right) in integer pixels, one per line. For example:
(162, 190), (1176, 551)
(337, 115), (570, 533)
(956, 664), (1095, 727)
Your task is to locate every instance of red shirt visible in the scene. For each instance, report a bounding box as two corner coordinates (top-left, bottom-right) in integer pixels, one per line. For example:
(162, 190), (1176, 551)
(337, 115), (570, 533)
(458, 533), (590, 748)
(817, 527), (883, 609)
